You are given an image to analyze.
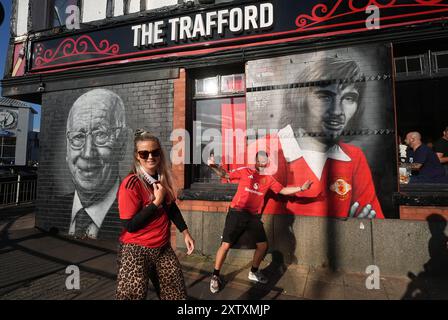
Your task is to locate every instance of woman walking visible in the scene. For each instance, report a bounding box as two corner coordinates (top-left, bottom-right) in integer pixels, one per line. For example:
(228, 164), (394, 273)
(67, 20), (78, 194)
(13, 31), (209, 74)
(116, 130), (194, 300)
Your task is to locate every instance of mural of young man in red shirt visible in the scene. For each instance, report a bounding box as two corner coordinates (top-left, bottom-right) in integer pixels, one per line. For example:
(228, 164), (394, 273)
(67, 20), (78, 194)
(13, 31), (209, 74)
(252, 57), (384, 219)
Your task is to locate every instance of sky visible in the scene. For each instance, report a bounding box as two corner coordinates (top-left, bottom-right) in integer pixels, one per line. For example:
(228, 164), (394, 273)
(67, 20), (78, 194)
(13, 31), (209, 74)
(0, 0), (41, 132)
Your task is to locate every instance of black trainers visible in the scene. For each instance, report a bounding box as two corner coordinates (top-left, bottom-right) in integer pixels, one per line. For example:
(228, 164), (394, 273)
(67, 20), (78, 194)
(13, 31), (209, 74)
(210, 275), (222, 293)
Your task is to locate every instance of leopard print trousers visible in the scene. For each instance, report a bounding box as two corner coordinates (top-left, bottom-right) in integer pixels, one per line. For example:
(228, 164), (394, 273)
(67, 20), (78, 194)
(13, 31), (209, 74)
(115, 242), (187, 300)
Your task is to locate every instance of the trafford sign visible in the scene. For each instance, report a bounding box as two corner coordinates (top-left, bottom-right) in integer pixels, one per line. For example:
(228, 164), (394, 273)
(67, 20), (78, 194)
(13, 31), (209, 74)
(30, 0), (448, 72)
(131, 3), (274, 47)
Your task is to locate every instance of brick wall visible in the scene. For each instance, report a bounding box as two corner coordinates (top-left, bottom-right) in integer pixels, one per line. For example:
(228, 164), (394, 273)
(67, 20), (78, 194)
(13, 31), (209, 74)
(178, 200), (229, 213)
(36, 79), (175, 239)
(172, 69), (186, 192)
(400, 206), (448, 221)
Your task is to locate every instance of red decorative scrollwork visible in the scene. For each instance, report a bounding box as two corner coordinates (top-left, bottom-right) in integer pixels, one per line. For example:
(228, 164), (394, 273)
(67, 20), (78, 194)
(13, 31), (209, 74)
(34, 35), (120, 67)
(296, 0), (447, 30)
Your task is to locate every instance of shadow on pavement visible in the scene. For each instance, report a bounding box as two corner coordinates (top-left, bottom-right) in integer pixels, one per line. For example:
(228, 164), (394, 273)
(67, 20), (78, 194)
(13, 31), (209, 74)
(402, 214), (448, 300)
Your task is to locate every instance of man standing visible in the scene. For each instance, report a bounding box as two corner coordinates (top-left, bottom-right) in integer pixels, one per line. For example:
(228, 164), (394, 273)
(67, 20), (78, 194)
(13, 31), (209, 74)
(207, 151), (312, 293)
(65, 89), (128, 239)
(404, 132), (447, 183)
(255, 57), (384, 218)
(434, 127), (448, 176)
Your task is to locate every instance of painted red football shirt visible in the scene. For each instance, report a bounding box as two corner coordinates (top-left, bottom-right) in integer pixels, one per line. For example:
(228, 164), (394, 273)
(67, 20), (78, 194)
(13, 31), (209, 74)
(253, 134), (385, 218)
(118, 174), (170, 248)
(228, 167), (284, 214)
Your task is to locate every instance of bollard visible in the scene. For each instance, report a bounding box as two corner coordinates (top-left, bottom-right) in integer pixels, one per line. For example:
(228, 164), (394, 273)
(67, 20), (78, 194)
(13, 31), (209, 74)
(16, 174), (21, 205)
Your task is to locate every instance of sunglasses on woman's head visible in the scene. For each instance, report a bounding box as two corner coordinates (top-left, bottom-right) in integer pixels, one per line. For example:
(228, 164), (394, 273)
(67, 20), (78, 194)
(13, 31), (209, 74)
(137, 149), (161, 159)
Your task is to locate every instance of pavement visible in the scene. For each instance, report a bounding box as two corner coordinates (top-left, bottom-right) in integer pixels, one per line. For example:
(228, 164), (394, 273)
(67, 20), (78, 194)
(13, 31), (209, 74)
(1, 206), (447, 300)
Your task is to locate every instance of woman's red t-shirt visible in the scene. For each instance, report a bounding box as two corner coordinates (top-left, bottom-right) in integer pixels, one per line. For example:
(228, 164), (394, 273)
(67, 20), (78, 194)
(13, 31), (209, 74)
(118, 174), (170, 248)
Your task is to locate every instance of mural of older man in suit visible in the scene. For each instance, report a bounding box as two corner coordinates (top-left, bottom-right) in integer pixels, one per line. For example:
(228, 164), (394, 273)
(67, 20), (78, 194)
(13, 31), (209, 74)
(65, 88), (128, 239)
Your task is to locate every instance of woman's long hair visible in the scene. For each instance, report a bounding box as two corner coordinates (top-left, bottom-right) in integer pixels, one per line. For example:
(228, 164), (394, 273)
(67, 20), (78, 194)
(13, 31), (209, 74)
(131, 130), (176, 203)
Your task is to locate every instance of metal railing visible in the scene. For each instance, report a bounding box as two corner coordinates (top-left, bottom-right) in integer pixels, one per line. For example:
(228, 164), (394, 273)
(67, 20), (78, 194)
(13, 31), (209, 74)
(0, 175), (37, 208)
(395, 50), (448, 80)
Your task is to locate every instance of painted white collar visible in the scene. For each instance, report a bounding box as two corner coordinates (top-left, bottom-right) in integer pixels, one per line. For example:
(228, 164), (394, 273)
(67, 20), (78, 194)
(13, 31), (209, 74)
(277, 125), (351, 180)
(71, 178), (120, 228)
(277, 125), (352, 163)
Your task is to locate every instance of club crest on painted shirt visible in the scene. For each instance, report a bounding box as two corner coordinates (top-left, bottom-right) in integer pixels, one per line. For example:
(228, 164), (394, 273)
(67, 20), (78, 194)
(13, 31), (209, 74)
(330, 178), (352, 198)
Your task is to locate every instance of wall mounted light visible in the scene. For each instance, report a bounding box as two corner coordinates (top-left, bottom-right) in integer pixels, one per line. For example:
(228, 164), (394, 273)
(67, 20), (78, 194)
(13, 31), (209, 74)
(37, 82), (46, 92)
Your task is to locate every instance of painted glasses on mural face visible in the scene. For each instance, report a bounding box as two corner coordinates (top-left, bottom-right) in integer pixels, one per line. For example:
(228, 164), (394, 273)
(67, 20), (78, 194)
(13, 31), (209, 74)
(301, 83), (359, 140)
(66, 91), (124, 196)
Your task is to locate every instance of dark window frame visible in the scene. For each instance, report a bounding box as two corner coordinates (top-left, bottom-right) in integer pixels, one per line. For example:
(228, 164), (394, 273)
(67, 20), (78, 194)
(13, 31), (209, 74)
(185, 64), (246, 196)
(52, 0), (81, 28)
(0, 137), (16, 162)
(394, 38), (448, 196)
(30, 0), (82, 32)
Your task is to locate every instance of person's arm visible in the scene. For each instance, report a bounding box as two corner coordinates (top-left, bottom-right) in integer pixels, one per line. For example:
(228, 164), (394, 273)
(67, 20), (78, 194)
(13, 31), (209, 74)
(163, 201), (195, 255)
(121, 203), (159, 233)
(402, 162), (423, 171)
(209, 164), (229, 179)
(406, 146), (429, 171)
(436, 152), (448, 164)
(163, 202), (187, 232)
(207, 156), (230, 179)
(279, 180), (313, 195)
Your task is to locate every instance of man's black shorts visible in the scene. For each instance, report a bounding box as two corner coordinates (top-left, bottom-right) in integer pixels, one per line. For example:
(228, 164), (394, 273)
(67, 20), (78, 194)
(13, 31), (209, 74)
(221, 208), (267, 245)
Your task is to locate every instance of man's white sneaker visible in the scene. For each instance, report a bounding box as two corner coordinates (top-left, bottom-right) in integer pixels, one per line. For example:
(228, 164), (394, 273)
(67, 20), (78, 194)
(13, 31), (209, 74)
(248, 270), (268, 284)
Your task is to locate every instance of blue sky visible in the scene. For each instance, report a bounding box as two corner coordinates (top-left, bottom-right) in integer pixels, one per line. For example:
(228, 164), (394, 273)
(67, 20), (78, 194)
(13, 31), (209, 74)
(0, 0), (41, 132)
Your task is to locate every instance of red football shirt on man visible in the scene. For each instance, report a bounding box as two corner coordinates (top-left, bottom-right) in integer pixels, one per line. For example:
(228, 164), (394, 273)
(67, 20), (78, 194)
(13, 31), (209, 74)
(118, 174), (171, 248)
(228, 167), (284, 214)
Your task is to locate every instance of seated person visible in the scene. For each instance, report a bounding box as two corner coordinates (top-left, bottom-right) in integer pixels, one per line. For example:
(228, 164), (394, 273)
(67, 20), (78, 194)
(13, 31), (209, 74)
(404, 132), (448, 184)
(434, 126), (448, 176)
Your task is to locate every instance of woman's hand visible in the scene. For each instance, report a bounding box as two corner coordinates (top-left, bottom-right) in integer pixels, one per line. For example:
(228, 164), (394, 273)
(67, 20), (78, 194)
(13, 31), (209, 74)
(183, 230), (195, 255)
(153, 183), (166, 207)
(207, 155), (217, 167)
(301, 180), (313, 191)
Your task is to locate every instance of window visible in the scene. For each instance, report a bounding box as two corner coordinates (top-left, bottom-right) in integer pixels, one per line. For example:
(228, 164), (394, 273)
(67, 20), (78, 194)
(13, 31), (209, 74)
(0, 137), (16, 164)
(16, 0), (29, 36)
(190, 69), (246, 185)
(52, 0), (79, 27)
(128, 0), (140, 13)
(394, 38), (448, 190)
(146, 0), (178, 11)
(395, 49), (448, 80)
(82, 0), (107, 23)
(394, 54), (426, 77)
(432, 50), (448, 73)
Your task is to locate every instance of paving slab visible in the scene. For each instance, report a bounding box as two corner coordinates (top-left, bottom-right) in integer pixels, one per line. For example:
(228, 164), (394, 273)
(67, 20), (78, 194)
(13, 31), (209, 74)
(304, 280), (346, 300)
(79, 253), (118, 277)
